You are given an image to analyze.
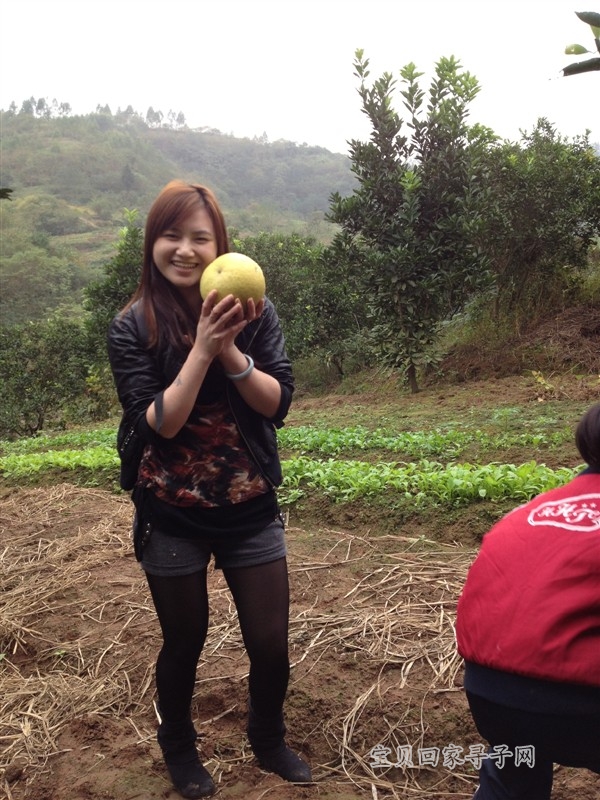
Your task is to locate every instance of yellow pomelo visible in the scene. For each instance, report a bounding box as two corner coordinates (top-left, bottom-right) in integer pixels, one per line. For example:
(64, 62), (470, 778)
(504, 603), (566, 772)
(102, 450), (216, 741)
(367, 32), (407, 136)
(200, 252), (266, 308)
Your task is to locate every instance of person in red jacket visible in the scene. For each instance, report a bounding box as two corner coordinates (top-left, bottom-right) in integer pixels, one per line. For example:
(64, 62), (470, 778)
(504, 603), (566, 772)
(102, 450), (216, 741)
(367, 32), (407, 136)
(456, 402), (600, 800)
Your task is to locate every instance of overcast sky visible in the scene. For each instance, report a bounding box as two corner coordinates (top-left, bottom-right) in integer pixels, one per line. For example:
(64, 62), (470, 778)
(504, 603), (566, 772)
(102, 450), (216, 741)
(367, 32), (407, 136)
(1, 0), (598, 154)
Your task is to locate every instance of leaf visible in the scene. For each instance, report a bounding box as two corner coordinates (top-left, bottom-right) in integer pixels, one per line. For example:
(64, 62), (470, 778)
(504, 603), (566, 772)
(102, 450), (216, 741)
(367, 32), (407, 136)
(564, 43), (591, 54)
(562, 57), (600, 75)
(575, 10), (600, 28)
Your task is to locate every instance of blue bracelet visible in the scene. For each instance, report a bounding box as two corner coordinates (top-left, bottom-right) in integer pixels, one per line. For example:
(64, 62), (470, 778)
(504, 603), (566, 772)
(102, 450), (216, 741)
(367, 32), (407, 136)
(225, 354), (254, 381)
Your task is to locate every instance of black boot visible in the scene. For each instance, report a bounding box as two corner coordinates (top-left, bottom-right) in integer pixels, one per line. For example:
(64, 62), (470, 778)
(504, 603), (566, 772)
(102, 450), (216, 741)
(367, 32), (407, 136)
(157, 717), (215, 799)
(247, 704), (312, 783)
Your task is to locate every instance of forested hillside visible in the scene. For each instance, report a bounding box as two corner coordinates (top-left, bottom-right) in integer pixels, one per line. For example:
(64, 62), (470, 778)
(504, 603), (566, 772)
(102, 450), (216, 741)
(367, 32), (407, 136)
(0, 107), (355, 324)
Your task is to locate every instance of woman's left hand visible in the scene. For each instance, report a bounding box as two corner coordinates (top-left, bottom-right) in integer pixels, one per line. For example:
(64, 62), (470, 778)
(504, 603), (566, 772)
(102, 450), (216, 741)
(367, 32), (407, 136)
(245, 296), (265, 322)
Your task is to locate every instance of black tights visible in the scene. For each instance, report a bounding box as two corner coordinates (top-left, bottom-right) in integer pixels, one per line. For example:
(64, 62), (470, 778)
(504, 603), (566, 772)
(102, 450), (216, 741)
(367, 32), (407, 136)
(146, 557), (290, 724)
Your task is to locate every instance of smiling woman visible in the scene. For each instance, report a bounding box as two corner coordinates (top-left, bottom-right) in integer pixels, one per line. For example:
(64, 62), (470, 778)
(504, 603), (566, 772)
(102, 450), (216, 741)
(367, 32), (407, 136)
(134, 182), (230, 347)
(152, 207), (218, 308)
(106, 179), (310, 798)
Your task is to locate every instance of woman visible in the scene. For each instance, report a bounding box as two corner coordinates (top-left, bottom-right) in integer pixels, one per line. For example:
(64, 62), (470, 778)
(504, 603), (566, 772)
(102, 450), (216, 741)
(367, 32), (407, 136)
(456, 402), (600, 799)
(108, 180), (311, 799)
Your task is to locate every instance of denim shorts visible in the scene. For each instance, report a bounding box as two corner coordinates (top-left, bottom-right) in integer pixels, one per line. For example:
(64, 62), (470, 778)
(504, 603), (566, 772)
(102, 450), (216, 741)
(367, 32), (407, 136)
(139, 516), (287, 576)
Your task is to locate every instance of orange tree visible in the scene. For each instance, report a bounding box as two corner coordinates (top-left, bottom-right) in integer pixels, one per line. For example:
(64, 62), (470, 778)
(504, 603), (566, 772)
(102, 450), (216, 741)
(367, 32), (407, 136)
(326, 51), (496, 393)
(0, 317), (90, 437)
(478, 119), (600, 326)
(232, 232), (325, 362)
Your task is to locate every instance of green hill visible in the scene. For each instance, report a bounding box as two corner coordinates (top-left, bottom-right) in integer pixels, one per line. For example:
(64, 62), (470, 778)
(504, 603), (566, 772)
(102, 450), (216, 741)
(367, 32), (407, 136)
(0, 109), (356, 325)
(1, 111), (356, 228)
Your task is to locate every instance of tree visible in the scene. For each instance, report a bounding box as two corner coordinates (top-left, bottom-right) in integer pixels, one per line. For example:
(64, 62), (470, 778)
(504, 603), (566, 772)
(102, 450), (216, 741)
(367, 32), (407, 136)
(315, 234), (368, 376)
(233, 232), (324, 360)
(563, 11), (600, 76)
(146, 106), (163, 127)
(479, 119), (600, 325)
(0, 317), (90, 437)
(20, 97), (35, 115)
(121, 163), (136, 190)
(84, 209), (144, 362)
(327, 51), (495, 392)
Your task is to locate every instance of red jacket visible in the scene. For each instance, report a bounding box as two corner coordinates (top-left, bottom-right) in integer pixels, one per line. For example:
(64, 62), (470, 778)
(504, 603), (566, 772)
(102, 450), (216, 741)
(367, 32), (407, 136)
(456, 471), (600, 688)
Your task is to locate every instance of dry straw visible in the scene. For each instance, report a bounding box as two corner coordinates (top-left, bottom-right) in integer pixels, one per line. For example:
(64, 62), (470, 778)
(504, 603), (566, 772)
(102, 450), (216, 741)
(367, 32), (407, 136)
(1, 484), (476, 798)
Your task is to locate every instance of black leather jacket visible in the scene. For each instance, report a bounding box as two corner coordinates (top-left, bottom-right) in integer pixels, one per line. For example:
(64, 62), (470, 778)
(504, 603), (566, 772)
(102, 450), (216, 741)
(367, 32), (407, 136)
(107, 298), (294, 488)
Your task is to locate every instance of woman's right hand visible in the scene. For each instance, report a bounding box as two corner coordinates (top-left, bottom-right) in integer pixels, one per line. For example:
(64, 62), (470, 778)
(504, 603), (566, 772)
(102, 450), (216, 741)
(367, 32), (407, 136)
(195, 289), (248, 359)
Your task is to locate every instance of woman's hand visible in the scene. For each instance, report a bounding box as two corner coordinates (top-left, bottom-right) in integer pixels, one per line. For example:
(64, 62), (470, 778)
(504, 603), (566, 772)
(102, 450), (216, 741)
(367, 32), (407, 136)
(195, 290), (248, 358)
(147, 290), (253, 438)
(217, 295), (264, 367)
(215, 295), (280, 418)
(245, 296), (265, 322)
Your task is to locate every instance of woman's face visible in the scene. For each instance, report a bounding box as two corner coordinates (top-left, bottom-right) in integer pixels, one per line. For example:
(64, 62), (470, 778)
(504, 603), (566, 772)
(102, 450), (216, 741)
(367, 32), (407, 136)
(152, 205), (218, 306)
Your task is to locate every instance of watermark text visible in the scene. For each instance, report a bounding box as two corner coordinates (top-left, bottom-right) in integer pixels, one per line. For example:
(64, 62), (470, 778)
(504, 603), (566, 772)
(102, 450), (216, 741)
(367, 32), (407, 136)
(368, 743), (535, 770)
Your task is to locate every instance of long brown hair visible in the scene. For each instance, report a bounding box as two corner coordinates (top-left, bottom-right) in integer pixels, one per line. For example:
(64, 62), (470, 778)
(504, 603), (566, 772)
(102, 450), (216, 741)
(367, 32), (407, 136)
(124, 180), (230, 347)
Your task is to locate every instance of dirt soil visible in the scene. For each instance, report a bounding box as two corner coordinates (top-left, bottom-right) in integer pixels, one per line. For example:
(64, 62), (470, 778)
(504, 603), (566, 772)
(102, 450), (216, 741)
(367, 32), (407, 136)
(2, 324), (600, 800)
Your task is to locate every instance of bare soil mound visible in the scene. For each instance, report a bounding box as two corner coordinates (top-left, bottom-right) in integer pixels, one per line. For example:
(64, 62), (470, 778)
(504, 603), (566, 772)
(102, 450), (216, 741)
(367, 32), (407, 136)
(436, 303), (600, 382)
